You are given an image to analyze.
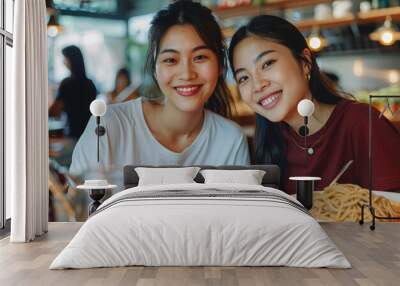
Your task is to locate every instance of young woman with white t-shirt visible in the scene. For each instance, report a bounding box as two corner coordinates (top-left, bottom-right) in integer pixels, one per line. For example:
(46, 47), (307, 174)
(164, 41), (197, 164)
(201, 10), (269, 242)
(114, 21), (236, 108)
(70, 0), (250, 181)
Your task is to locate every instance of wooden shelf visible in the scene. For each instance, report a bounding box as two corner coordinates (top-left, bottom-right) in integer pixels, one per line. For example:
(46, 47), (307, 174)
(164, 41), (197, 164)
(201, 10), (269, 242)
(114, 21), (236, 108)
(214, 4), (260, 20)
(358, 6), (400, 23)
(295, 8), (400, 31)
(261, 0), (332, 10)
(296, 15), (354, 31)
(215, 2), (400, 34)
(222, 15), (356, 36)
(213, 0), (332, 20)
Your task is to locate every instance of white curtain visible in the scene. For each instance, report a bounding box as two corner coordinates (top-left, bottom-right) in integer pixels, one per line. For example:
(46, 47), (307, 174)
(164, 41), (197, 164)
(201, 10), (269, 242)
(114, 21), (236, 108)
(6, 0), (49, 242)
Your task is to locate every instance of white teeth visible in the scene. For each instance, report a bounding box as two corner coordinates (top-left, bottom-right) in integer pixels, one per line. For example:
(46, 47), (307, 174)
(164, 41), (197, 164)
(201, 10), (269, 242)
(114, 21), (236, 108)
(260, 94), (278, 106)
(177, 86), (198, 92)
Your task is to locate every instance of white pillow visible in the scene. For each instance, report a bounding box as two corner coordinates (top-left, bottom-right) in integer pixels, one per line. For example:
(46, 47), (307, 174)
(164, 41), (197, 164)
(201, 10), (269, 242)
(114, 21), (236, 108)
(200, 169), (266, 185)
(135, 167), (201, 186)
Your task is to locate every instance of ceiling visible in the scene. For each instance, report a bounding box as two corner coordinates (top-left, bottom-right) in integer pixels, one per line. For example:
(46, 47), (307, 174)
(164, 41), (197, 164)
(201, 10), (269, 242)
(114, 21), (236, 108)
(52, 0), (169, 19)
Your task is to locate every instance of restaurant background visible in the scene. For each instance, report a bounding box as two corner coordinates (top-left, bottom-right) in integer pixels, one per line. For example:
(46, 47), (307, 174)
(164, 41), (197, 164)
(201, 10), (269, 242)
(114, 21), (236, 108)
(39, 0), (400, 222)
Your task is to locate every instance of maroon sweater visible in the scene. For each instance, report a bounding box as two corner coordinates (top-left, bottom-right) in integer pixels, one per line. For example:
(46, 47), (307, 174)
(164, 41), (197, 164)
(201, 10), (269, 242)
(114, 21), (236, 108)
(280, 99), (400, 194)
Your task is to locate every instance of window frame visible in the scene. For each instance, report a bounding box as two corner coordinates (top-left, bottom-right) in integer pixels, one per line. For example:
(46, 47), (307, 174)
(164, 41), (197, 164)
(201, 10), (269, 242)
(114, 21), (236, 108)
(0, 0), (14, 231)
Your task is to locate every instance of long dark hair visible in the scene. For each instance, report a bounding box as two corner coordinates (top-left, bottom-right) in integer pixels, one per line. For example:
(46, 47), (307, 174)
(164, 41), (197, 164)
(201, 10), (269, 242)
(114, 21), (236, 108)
(228, 15), (351, 170)
(144, 0), (233, 118)
(62, 45), (87, 79)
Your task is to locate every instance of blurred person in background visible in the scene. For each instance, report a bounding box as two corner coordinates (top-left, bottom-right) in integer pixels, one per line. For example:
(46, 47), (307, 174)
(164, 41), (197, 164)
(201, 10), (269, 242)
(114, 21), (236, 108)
(48, 46), (98, 221)
(106, 67), (139, 104)
(49, 45), (97, 140)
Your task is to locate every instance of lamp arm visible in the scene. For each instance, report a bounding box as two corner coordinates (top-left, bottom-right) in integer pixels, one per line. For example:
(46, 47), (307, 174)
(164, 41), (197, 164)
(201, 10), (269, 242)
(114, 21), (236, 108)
(94, 117), (106, 163)
(96, 116), (100, 163)
(304, 116), (308, 152)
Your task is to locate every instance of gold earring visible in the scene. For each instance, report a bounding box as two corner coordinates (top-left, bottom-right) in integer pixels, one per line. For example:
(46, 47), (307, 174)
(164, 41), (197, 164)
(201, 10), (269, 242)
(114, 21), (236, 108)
(307, 74), (311, 81)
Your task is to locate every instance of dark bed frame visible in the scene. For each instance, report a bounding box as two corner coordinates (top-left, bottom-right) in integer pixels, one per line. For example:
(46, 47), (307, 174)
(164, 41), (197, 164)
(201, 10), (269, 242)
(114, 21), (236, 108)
(123, 165), (281, 189)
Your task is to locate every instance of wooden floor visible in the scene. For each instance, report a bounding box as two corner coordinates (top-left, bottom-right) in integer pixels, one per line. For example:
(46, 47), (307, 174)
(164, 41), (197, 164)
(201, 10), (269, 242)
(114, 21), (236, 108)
(0, 222), (399, 286)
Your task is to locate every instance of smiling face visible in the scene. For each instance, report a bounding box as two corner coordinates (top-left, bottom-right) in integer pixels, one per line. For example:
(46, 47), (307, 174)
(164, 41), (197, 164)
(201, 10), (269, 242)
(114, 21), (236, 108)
(155, 24), (220, 113)
(232, 36), (310, 123)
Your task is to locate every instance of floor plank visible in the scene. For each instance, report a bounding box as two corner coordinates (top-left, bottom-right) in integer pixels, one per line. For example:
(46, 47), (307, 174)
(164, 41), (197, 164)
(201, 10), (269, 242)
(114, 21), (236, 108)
(0, 222), (399, 286)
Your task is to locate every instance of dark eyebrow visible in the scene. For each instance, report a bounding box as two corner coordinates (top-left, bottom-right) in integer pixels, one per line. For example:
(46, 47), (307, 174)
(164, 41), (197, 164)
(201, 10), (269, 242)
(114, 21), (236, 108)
(159, 49), (178, 55)
(159, 45), (211, 55)
(233, 49), (276, 78)
(233, 68), (245, 78)
(254, 49), (276, 63)
(192, 45), (210, 52)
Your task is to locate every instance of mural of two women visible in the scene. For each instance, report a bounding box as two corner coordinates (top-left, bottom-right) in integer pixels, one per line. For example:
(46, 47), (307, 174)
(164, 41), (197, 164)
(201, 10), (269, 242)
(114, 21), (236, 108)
(70, 0), (400, 197)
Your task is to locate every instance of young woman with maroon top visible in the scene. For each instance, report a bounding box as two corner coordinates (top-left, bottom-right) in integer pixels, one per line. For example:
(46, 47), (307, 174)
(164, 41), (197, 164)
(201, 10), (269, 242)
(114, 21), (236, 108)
(228, 15), (400, 194)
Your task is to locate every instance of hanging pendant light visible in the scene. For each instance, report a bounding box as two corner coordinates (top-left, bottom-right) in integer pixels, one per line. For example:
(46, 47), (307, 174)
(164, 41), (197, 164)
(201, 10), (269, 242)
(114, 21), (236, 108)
(46, 0), (64, 37)
(306, 27), (327, 52)
(369, 16), (400, 46)
(47, 14), (64, 37)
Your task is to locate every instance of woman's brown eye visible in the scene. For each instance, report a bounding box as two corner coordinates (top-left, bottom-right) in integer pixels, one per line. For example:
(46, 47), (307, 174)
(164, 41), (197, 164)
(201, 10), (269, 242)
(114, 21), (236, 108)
(163, 58), (176, 64)
(262, 60), (276, 69)
(194, 55), (207, 61)
(237, 75), (248, 84)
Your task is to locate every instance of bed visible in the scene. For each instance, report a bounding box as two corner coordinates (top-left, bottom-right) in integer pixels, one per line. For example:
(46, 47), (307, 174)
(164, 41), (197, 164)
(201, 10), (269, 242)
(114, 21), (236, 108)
(50, 165), (350, 269)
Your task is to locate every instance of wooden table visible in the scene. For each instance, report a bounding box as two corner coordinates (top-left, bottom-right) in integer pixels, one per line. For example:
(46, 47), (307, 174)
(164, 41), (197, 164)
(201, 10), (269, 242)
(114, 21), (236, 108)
(0, 222), (399, 286)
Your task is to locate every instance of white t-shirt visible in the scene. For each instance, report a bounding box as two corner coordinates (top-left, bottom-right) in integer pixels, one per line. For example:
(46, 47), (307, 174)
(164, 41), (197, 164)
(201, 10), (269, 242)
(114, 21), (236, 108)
(70, 98), (250, 182)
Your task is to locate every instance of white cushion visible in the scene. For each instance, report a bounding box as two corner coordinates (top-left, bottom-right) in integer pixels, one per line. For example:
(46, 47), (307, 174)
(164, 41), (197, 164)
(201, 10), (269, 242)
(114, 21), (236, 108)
(135, 167), (201, 186)
(200, 169), (266, 185)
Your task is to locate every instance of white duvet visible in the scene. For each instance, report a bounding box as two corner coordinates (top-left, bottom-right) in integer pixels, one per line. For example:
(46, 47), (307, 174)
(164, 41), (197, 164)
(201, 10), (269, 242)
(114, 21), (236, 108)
(50, 183), (351, 269)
